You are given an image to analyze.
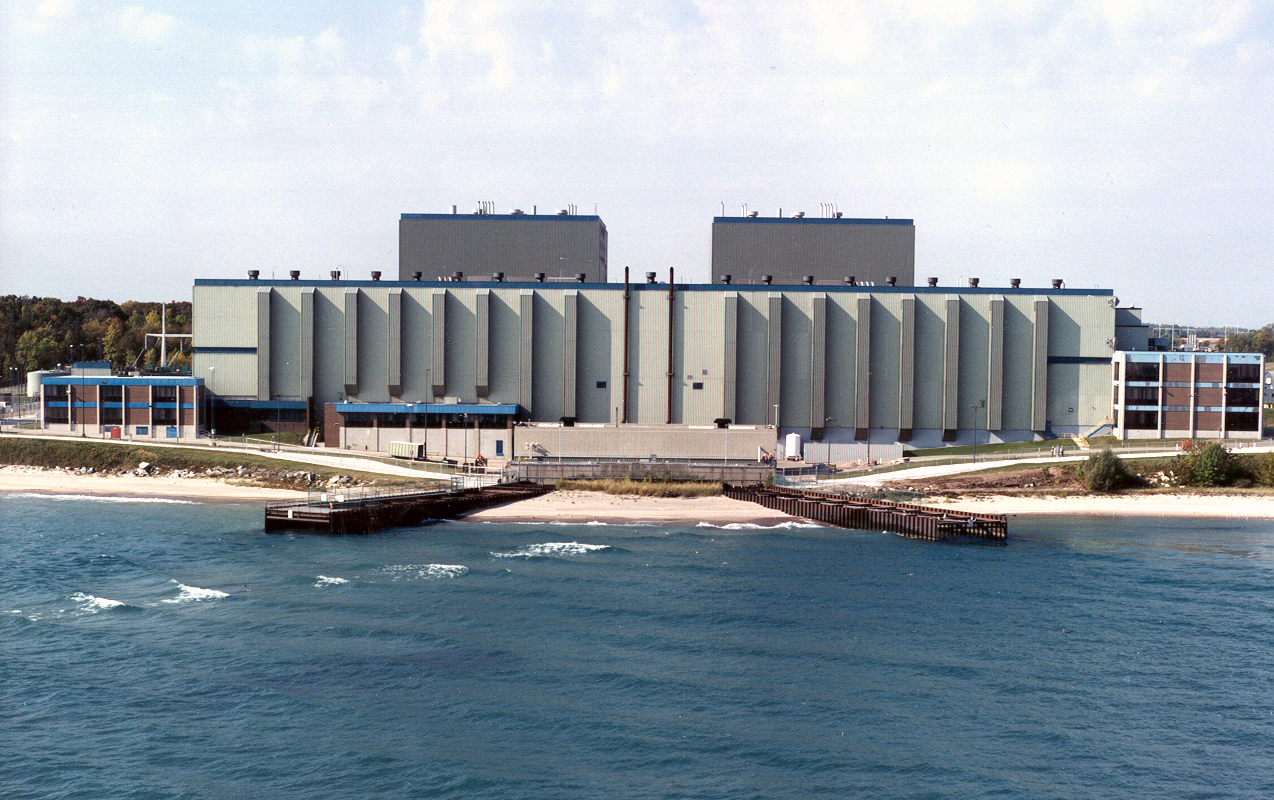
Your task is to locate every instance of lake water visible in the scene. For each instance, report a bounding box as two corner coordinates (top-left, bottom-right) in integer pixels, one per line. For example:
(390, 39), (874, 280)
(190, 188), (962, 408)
(3, 492), (1273, 799)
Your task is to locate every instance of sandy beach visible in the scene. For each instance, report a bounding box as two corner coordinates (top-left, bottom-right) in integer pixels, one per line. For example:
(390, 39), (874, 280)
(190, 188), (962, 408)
(462, 490), (805, 526)
(0, 465), (306, 504)
(5, 464), (1274, 521)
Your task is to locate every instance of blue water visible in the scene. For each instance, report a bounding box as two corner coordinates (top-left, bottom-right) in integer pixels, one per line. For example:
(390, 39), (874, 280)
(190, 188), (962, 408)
(4, 493), (1274, 799)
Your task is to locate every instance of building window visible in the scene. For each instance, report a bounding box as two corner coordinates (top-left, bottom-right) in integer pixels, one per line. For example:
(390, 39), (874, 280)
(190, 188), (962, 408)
(1126, 410), (1158, 430)
(1227, 363), (1260, 383)
(1227, 411), (1259, 431)
(596, 381), (607, 389)
(1127, 361), (1160, 381)
(692, 382), (704, 390)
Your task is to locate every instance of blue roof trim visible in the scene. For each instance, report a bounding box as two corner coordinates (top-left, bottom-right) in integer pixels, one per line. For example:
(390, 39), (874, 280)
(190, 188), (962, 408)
(1049, 356), (1112, 365)
(44, 376), (202, 386)
(193, 278), (1114, 297)
(713, 216), (913, 226)
(194, 346), (257, 354)
(401, 213), (604, 223)
(333, 402), (519, 415)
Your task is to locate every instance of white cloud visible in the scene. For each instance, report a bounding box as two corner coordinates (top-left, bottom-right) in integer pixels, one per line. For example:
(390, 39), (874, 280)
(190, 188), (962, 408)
(119, 5), (175, 41)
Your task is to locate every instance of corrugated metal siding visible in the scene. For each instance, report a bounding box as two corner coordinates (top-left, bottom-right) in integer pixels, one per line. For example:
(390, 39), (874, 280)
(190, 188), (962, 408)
(563, 290), (577, 419)
(855, 297), (872, 432)
(809, 294), (826, 433)
(957, 297), (990, 428)
(942, 297), (960, 432)
(269, 289), (300, 399)
(722, 292), (738, 422)
(679, 291), (725, 425)
(518, 291), (534, 412)
(987, 296), (1004, 430)
(897, 295), (915, 434)
(343, 290), (358, 396)
(734, 293), (770, 425)
(1032, 299), (1050, 430)
(387, 289), (402, 397)
(300, 289), (314, 399)
(823, 295), (857, 433)
(257, 289), (271, 401)
(531, 292), (565, 420)
(473, 289), (488, 397)
(910, 295), (945, 429)
(710, 221), (916, 286)
(399, 217), (607, 283)
(356, 289), (390, 403)
(768, 294), (783, 425)
(431, 291), (446, 398)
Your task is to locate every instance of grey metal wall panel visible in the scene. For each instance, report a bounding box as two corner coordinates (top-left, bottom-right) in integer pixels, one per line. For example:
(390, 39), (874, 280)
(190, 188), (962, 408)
(474, 289), (489, 397)
(399, 215), (608, 283)
(910, 296), (945, 429)
(957, 297), (990, 430)
(722, 292), (738, 422)
(519, 291), (534, 412)
(256, 289), (271, 401)
(431, 291), (446, 398)
(387, 289), (402, 397)
(855, 296), (871, 432)
(780, 295), (813, 431)
(575, 292), (616, 423)
(1032, 298), (1050, 430)
(810, 294), (826, 434)
(768, 294), (783, 424)
(823, 295), (857, 432)
(531, 292), (566, 420)
(987, 296), (1004, 431)
(943, 297), (960, 432)
(300, 289), (314, 399)
(734, 293), (770, 425)
(898, 295), (915, 433)
(563, 290), (577, 419)
(711, 218), (915, 286)
(343, 290), (358, 396)
(268, 289), (300, 400)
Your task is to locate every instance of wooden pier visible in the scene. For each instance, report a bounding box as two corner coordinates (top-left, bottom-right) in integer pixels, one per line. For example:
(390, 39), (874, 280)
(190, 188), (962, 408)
(264, 480), (550, 534)
(724, 484), (1008, 542)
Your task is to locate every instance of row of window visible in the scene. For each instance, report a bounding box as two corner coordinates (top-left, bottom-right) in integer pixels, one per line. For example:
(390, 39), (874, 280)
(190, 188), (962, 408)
(1116, 362), (1263, 382)
(1117, 387), (1261, 406)
(1117, 410), (1261, 431)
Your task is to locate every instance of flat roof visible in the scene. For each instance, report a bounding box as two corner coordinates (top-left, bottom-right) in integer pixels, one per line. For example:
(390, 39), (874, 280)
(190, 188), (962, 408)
(195, 278), (1113, 297)
(401, 213), (604, 223)
(713, 216), (913, 226)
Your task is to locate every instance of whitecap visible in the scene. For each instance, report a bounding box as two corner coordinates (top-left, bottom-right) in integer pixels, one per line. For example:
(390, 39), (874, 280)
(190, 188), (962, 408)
(696, 520), (825, 530)
(69, 591), (126, 612)
(314, 575), (349, 587)
(492, 542), (611, 558)
(161, 581), (230, 604)
(380, 564), (468, 580)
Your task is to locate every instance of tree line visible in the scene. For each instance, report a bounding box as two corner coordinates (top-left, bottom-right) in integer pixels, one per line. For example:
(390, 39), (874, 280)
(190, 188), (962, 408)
(0, 295), (192, 384)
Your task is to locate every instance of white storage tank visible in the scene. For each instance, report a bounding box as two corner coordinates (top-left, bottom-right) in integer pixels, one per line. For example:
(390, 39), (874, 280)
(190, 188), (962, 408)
(27, 370), (59, 398)
(784, 432), (802, 461)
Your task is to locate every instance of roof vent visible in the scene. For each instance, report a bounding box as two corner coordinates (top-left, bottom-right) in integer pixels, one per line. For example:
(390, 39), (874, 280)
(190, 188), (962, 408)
(452, 271), (464, 282)
(411, 271), (422, 281)
(371, 271), (381, 281)
(845, 276), (856, 286)
(803, 275), (814, 285)
(646, 271), (657, 284)
(557, 209), (569, 215)
(720, 274), (732, 284)
(248, 270), (259, 280)
(330, 270), (340, 280)
(290, 270), (300, 280)
(886, 276), (897, 286)
(492, 272), (504, 282)
(834, 211), (843, 218)
(793, 211), (805, 218)
(969, 278), (980, 287)
(746, 211), (758, 218)
(1052, 279), (1064, 289)
(928, 277), (938, 287)
(762, 275), (773, 285)
(1010, 278), (1021, 288)
(535, 272), (546, 282)
(576, 273), (586, 283)
(510, 209), (524, 215)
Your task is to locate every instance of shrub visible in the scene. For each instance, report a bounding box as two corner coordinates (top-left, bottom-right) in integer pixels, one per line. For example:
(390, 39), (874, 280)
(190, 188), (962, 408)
(1190, 443), (1233, 487)
(1082, 447), (1132, 492)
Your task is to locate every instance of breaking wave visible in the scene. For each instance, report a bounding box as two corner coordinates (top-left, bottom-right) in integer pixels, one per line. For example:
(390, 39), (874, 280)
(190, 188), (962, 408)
(381, 564), (468, 580)
(492, 542), (612, 558)
(161, 581), (230, 604)
(315, 575), (350, 587)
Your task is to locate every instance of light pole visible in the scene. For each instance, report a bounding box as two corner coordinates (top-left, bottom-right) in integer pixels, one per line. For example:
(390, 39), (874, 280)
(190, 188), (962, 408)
(823, 417), (836, 479)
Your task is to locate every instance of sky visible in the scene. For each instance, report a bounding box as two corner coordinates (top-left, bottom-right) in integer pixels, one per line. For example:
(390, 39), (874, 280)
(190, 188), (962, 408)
(2, 1), (1272, 328)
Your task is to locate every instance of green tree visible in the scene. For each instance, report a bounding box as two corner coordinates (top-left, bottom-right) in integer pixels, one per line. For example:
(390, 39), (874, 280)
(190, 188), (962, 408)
(1082, 448), (1132, 492)
(1190, 443), (1233, 487)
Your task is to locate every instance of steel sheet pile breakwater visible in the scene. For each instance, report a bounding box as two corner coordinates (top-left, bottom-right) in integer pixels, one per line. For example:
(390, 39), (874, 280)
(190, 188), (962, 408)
(725, 484), (1008, 542)
(264, 481), (550, 534)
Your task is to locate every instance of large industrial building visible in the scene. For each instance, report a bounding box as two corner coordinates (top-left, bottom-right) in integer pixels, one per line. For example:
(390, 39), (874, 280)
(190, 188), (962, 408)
(35, 208), (1264, 456)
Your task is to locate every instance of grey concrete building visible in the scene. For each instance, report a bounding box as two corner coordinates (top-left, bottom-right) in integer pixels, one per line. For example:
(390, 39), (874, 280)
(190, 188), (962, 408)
(711, 214), (915, 286)
(399, 209), (608, 283)
(193, 272), (1128, 462)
